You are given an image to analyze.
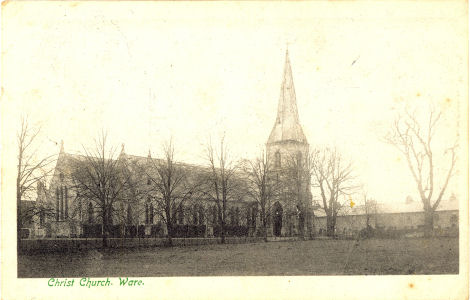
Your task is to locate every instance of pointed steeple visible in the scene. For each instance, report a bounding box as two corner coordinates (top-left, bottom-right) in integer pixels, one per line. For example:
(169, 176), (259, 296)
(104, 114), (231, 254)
(147, 149), (152, 158)
(267, 49), (307, 145)
(60, 140), (64, 153)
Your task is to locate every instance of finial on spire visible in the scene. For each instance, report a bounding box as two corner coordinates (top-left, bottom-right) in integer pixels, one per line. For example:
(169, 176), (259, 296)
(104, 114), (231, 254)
(121, 143), (125, 154)
(147, 149), (152, 158)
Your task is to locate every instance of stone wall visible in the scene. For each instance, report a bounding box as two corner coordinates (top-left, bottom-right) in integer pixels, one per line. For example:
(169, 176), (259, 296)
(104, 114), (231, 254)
(314, 209), (459, 236)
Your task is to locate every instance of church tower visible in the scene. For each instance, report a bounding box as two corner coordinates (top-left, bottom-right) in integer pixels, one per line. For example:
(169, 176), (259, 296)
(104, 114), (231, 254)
(266, 49), (312, 238)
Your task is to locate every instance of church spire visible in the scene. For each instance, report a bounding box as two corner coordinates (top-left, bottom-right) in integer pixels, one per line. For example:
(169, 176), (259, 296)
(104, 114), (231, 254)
(267, 49), (307, 145)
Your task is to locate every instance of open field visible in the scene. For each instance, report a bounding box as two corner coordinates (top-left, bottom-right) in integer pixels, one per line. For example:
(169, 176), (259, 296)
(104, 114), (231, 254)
(18, 237), (458, 277)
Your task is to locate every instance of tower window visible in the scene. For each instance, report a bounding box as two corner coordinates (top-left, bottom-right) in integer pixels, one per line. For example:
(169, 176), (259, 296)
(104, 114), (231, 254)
(296, 151), (302, 166)
(275, 151), (281, 168)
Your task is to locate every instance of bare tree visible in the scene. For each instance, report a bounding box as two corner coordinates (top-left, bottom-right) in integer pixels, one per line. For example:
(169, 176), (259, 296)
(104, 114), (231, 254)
(241, 150), (281, 242)
(203, 136), (239, 244)
(146, 141), (199, 246)
(310, 148), (357, 237)
(118, 156), (151, 239)
(16, 117), (55, 248)
(363, 195), (377, 230)
(69, 132), (127, 247)
(385, 107), (457, 237)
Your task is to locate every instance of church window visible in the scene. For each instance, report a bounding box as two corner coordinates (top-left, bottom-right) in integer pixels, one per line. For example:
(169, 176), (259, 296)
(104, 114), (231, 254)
(55, 188), (60, 221)
(60, 187), (64, 220)
(145, 203), (149, 224)
(127, 203), (132, 224)
(39, 210), (45, 226)
(212, 206), (218, 225)
(246, 207), (251, 227)
(296, 151), (302, 166)
(275, 151), (281, 168)
(177, 205), (184, 225)
(251, 205), (257, 227)
(64, 186), (68, 219)
(192, 206), (198, 225)
(88, 202), (94, 223)
(230, 207), (236, 226)
(108, 206), (113, 224)
(149, 203), (154, 224)
(235, 207), (240, 226)
(198, 206), (205, 225)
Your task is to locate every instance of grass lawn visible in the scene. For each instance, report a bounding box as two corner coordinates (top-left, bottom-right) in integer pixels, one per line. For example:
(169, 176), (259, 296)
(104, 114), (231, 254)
(18, 237), (458, 277)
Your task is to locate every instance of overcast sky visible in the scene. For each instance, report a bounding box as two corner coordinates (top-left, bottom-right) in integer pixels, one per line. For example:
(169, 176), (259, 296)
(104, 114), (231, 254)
(2, 1), (467, 205)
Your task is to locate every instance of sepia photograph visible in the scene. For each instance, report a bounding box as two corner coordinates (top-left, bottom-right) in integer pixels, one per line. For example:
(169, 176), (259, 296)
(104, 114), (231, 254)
(1, 1), (468, 299)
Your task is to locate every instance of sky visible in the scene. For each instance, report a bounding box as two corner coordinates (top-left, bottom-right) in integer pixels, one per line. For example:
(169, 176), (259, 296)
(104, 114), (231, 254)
(2, 1), (467, 206)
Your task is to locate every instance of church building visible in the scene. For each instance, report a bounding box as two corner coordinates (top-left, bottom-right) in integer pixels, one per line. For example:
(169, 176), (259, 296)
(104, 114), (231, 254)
(36, 50), (314, 240)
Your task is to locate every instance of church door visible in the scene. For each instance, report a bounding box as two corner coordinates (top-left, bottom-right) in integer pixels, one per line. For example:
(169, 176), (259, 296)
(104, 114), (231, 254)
(273, 202), (283, 237)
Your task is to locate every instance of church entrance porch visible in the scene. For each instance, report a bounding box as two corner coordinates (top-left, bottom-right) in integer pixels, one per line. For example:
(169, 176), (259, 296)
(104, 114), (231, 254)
(273, 202), (283, 237)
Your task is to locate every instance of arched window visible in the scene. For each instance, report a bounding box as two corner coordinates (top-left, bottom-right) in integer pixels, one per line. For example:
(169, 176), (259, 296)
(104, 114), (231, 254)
(275, 151), (281, 168)
(235, 207), (240, 226)
(177, 205), (184, 225)
(39, 210), (45, 226)
(192, 205), (198, 225)
(246, 207), (251, 227)
(55, 188), (60, 221)
(88, 202), (94, 223)
(212, 206), (217, 225)
(107, 205), (113, 224)
(296, 151), (302, 167)
(60, 187), (64, 220)
(64, 186), (68, 219)
(198, 206), (205, 225)
(145, 203), (149, 224)
(251, 205), (257, 227)
(127, 203), (132, 224)
(149, 203), (154, 224)
(230, 207), (236, 226)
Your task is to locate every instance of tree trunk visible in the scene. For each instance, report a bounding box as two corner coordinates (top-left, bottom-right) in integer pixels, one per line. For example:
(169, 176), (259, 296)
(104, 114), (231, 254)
(299, 210), (305, 240)
(326, 216), (336, 237)
(424, 209), (434, 238)
(260, 207), (268, 242)
(262, 218), (268, 242)
(166, 223), (173, 246)
(310, 211), (316, 240)
(102, 209), (108, 248)
(220, 220), (226, 244)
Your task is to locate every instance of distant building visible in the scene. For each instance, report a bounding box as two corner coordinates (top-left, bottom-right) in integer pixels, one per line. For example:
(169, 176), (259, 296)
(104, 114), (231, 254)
(314, 197), (459, 237)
